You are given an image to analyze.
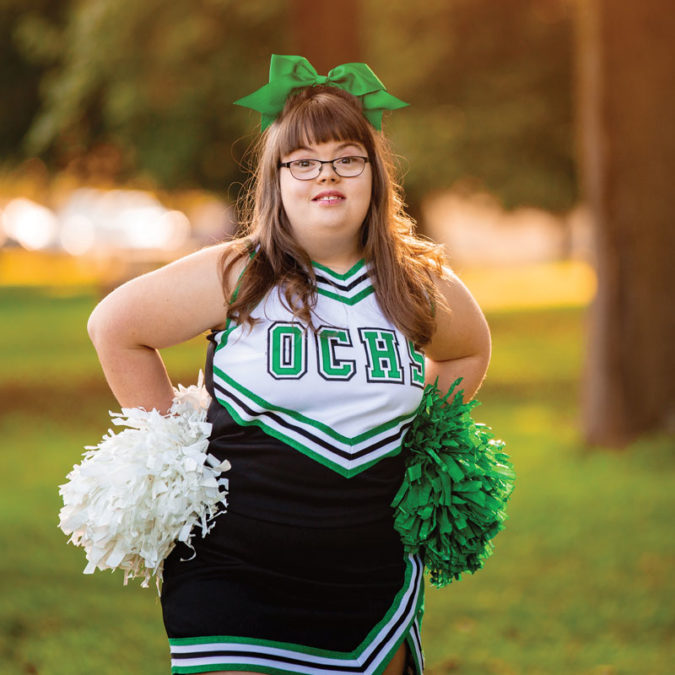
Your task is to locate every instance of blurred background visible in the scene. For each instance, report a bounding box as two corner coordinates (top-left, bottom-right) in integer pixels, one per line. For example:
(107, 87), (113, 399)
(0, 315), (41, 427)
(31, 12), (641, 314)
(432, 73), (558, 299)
(0, 0), (672, 673)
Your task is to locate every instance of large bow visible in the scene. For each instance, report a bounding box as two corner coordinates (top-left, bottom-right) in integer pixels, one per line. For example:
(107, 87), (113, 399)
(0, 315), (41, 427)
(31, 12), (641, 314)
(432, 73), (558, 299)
(234, 54), (408, 131)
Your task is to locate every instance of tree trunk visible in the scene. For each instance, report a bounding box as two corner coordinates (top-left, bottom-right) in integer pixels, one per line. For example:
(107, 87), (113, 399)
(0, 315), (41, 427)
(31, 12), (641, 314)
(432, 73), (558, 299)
(576, 0), (675, 446)
(289, 0), (361, 72)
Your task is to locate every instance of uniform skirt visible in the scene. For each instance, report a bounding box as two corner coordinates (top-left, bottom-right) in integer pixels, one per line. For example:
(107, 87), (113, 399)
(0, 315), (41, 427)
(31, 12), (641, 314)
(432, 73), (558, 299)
(161, 509), (425, 674)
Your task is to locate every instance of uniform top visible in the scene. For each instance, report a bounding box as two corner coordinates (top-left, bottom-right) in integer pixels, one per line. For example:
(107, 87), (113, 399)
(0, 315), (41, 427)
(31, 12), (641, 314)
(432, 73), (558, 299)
(205, 259), (426, 527)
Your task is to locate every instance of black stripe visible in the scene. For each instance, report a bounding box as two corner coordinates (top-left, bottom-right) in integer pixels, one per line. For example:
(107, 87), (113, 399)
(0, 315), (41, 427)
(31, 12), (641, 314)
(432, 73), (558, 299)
(212, 380), (413, 462)
(315, 272), (369, 293)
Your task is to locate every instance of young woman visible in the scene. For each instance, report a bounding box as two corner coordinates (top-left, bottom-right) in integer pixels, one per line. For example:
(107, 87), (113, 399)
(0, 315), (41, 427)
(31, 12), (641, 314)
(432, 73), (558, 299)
(87, 58), (490, 675)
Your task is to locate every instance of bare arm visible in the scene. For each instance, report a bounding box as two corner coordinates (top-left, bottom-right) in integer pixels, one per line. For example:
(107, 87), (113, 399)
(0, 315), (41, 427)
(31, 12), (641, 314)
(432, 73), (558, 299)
(87, 242), (243, 414)
(424, 269), (491, 400)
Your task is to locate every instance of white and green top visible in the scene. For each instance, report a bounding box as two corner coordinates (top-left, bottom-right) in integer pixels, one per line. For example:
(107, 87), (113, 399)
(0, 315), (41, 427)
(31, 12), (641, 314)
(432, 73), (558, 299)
(209, 260), (426, 478)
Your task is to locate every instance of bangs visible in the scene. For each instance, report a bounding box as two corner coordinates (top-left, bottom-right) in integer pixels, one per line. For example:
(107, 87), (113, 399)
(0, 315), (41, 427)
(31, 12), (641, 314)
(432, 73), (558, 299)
(274, 89), (372, 158)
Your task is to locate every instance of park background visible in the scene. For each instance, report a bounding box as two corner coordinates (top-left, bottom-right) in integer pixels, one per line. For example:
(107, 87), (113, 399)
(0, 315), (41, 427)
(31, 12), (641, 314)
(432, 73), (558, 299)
(0, 1), (672, 673)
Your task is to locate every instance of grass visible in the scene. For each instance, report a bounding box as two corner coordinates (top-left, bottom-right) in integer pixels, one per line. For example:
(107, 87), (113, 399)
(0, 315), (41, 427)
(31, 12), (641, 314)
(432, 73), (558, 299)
(0, 283), (672, 674)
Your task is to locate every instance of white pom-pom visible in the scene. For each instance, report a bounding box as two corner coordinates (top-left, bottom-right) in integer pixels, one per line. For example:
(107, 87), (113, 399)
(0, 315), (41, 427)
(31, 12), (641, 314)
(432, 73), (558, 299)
(58, 375), (228, 591)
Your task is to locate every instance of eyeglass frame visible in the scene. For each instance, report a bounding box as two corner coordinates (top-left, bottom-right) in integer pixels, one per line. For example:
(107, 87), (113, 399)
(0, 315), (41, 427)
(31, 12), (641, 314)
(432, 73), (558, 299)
(278, 155), (370, 180)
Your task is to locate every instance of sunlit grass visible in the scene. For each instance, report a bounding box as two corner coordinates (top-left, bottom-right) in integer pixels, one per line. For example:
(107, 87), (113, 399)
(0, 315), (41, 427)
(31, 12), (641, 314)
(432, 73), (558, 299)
(459, 260), (596, 312)
(0, 249), (105, 287)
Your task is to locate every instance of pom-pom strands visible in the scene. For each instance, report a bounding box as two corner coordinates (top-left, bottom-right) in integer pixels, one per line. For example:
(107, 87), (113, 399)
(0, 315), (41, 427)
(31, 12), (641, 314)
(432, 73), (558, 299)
(58, 380), (230, 591)
(391, 379), (515, 588)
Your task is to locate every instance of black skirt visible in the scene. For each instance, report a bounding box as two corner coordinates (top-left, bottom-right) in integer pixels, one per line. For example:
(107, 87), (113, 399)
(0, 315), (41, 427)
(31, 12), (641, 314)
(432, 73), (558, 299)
(161, 508), (424, 674)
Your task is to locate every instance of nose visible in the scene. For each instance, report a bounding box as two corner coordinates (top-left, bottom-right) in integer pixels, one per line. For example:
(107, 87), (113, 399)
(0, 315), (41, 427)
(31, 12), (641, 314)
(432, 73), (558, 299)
(317, 162), (339, 181)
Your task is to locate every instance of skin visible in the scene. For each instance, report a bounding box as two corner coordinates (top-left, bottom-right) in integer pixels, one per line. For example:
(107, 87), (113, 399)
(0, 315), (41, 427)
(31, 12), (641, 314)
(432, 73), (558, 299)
(88, 138), (490, 675)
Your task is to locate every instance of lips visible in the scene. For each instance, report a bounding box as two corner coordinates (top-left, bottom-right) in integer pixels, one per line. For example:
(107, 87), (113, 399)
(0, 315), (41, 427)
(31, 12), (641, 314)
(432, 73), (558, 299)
(312, 190), (345, 202)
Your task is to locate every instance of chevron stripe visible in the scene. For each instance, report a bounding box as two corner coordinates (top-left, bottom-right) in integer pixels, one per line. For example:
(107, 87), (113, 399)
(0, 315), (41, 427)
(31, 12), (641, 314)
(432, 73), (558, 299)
(211, 374), (415, 478)
(313, 260), (374, 305)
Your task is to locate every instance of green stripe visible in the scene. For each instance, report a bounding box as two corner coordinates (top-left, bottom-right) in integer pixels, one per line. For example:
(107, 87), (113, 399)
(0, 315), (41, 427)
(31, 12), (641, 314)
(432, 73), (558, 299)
(214, 393), (400, 478)
(170, 556), (419, 661)
(213, 322), (238, 352)
(213, 364), (415, 444)
(312, 258), (365, 280)
(316, 285), (375, 305)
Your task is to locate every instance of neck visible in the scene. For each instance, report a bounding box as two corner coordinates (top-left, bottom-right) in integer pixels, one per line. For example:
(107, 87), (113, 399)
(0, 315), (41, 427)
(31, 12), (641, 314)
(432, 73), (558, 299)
(299, 235), (363, 274)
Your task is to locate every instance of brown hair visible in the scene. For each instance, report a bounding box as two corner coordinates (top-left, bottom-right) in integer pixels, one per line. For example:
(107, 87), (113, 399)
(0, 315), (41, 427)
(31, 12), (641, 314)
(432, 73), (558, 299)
(222, 85), (446, 346)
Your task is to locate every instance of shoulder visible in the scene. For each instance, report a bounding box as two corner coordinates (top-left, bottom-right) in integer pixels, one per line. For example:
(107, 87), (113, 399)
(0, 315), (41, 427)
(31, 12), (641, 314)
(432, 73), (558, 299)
(173, 238), (245, 275)
(153, 238), (251, 296)
(89, 240), (248, 343)
(425, 267), (491, 362)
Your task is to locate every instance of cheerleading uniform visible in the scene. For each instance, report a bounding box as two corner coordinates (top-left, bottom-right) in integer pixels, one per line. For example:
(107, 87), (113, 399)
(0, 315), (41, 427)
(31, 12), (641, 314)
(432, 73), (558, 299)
(161, 260), (426, 674)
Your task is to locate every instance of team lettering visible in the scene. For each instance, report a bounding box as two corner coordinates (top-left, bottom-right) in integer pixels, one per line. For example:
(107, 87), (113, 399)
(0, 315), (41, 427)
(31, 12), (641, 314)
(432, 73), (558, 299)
(267, 322), (425, 386)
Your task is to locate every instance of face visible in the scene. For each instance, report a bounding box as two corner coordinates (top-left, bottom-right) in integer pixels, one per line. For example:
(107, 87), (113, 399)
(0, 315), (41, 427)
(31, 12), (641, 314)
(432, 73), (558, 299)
(279, 139), (372, 257)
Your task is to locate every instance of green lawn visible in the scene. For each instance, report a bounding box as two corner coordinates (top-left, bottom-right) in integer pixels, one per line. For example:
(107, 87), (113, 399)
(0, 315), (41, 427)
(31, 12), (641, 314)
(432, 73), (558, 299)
(0, 287), (672, 674)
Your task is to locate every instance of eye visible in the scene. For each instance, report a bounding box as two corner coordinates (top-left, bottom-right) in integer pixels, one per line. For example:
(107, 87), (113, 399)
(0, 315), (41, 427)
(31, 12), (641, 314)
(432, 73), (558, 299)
(335, 156), (355, 166)
(291, 159), (315, 168)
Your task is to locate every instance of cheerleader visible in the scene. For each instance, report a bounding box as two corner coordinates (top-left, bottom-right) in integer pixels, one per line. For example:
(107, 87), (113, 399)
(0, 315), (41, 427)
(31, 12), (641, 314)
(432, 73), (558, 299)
(86, 56), (492, 675)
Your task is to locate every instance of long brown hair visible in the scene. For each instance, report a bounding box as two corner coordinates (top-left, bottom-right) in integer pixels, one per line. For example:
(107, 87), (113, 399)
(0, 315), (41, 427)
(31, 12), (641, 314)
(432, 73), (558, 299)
(222, 85), (446, 347)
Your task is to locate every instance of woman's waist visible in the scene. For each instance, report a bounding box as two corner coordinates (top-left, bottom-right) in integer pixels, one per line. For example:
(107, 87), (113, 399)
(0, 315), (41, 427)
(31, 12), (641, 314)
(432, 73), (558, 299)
(186, 508), (406, 583)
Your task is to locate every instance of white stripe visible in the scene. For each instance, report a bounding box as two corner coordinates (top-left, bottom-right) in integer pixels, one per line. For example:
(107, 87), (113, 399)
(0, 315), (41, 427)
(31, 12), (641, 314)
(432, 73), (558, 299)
(171, 556), (423, 674)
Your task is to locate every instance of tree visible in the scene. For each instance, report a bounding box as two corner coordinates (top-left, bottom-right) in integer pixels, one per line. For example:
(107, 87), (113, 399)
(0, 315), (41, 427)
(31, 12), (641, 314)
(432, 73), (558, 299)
(17, 0), (289, 189)
(577, 0), (675, 445)
(365, 0), (576, 212)
(289, 0), (361, 70)
(0, 0), (66, 163)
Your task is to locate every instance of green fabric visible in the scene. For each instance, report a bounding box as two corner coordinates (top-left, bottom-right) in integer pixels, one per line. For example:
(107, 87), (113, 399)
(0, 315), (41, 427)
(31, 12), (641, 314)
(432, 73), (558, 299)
(234, 54), (408, 131)
(392, 379), (516, 588)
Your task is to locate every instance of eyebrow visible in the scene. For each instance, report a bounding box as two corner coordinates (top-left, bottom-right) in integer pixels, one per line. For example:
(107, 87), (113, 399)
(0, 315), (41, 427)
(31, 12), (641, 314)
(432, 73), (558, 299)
(291, 142), (363, 155)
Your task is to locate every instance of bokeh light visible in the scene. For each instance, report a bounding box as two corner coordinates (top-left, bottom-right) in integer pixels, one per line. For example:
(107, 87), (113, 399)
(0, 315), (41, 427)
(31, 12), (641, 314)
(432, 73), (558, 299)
(2, 197), (59, 250)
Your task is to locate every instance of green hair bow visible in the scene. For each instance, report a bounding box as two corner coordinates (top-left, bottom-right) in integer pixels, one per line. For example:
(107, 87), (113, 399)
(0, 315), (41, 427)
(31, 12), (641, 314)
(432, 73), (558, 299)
(234, 54), (408, 131)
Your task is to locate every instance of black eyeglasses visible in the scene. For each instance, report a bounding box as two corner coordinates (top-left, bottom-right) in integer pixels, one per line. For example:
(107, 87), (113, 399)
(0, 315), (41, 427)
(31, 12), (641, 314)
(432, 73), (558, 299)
(278, 156), (369, 180)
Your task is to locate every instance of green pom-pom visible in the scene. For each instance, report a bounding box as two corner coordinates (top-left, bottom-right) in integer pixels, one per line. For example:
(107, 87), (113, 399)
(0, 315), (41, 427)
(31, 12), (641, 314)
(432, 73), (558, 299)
(392, 379), (515, 588)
